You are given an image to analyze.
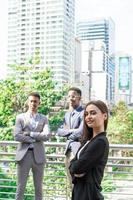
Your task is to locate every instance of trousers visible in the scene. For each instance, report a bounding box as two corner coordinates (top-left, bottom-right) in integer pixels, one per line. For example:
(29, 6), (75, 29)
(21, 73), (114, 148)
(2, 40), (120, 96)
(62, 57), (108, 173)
(15, 150), (45, 200)
(65, 150), (75, 190)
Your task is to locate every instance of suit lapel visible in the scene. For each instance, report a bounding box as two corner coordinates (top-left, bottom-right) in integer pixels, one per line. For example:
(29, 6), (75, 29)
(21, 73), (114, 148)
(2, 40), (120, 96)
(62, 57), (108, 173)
(70, 106), (83, 128)
(23, 113), (38, 130)
(71, 111), (80, 128)
(35, 114), (41, 130)
(66, 106), (83, 128)
(23, 113), (32, 129)
(65, 112), (71, 128)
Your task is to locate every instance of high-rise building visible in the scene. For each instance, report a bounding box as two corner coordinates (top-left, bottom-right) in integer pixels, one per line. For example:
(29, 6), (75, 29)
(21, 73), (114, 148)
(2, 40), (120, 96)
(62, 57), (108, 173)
(7, 0), (75, 87)
(76, 18), (115, 104)
(76, 18), (115, 56)
(74, 38), (81, 84)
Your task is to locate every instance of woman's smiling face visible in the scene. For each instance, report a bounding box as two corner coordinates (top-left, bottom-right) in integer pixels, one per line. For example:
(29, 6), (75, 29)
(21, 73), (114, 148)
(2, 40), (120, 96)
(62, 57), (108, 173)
(84, 104), (107, 132)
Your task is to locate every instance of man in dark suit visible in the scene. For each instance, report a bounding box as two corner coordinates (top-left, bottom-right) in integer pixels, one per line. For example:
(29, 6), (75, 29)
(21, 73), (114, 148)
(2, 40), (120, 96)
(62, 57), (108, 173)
(57, 87), (84, 188)
(14, 92), (51, 200)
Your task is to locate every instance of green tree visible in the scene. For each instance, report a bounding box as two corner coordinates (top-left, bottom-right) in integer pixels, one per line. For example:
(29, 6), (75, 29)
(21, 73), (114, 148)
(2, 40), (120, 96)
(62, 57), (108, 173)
(0, 64), (68, 140)
(108, 101), (133, 144)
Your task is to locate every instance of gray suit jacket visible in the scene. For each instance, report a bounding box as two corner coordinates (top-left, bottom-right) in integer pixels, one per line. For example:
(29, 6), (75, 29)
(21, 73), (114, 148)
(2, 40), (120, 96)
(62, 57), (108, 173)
(14, 112), (51, 164)
(57, 106), (84, 155)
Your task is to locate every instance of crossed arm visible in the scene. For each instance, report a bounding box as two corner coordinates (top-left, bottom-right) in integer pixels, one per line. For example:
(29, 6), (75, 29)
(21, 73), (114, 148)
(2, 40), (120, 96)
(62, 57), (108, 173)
(14, 115), (51, 143)
(57, 112), (84, 141)
(69, 139), (107, 176)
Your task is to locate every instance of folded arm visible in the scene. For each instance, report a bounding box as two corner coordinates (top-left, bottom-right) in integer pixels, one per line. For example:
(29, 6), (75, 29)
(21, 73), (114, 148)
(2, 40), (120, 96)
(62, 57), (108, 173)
(14, 115), (51, 142)
(14, 116), (35, 143)
(69, 139), (107, 175)
(29, 123), (51, 141)
(57, 112), (84, 140)
(67, 119), (83, 141)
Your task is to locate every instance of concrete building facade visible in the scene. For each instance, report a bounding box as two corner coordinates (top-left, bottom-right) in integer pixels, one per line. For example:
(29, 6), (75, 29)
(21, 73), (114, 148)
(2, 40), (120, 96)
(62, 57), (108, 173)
(7, 0), (75, 87)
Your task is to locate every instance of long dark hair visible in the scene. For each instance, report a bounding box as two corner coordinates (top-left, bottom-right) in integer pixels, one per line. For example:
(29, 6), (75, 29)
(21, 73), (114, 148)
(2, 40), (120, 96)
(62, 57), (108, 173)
(81, 100), (109, 143)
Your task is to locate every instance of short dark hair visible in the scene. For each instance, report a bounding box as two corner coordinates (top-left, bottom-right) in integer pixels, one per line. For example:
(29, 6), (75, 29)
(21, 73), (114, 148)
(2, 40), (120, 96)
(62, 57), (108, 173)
(68, 87), (82, 96)
(28, 92), (40, 100)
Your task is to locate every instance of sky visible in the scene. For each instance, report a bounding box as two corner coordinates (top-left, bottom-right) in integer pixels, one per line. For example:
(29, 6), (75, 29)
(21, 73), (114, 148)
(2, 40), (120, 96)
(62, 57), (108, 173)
(0, 0), (133, 77)
(76, 0), (133, 53)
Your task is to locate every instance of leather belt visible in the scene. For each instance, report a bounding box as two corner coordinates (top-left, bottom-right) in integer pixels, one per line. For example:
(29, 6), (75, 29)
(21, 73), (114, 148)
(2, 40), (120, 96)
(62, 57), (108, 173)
(28, 148), (34, 151)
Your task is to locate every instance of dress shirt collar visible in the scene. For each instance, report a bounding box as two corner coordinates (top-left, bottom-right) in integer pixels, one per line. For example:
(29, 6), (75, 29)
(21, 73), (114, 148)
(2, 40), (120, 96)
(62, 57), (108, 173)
(26, 111), (39, 119)
(71, 105), (81, 114)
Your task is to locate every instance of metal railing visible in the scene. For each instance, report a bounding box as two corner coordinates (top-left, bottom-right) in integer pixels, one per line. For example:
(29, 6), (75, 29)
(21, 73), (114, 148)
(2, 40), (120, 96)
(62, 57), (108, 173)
(0, 141), (133, 200)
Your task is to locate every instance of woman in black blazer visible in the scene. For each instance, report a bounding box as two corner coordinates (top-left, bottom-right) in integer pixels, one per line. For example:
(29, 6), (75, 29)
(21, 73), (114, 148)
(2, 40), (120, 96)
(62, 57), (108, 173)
(69, 100), (109, 200)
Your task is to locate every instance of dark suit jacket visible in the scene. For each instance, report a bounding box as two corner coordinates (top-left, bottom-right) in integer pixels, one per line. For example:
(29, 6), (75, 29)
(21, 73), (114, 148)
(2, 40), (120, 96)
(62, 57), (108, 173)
(57, 106), (84, 155)
(14, 112), (51, 164)
(69, 132), (109, 200)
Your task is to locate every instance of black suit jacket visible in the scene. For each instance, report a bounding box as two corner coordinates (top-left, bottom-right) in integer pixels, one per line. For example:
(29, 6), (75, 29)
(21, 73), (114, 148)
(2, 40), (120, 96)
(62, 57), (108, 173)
(69, 132), (109, 200)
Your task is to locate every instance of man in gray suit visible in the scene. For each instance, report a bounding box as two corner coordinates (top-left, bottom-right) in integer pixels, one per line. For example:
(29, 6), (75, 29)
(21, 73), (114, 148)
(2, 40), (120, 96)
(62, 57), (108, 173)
(57, 87), (84, 188)
(14, 92), (51, 200)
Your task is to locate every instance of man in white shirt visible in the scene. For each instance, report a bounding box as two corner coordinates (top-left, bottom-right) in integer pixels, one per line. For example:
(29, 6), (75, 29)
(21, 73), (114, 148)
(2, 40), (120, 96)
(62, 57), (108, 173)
(14, 92), (51, 200)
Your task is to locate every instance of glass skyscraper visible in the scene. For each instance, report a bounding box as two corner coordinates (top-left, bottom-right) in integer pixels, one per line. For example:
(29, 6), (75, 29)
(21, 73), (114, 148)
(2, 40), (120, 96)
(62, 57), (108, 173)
(76, 18), (115, 56)
(76, 18), (115, 104)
